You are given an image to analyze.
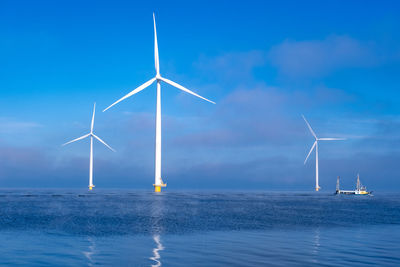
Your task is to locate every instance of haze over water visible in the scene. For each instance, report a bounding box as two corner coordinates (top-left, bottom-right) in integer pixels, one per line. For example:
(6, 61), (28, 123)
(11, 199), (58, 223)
(0, 190), (399, 266)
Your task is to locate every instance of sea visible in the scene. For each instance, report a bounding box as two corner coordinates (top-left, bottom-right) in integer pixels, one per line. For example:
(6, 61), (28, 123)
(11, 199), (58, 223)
(0, 190), (399, 266)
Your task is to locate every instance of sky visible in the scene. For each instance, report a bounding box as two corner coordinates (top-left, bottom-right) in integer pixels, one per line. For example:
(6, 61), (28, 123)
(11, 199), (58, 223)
(0, 0), (400, 190)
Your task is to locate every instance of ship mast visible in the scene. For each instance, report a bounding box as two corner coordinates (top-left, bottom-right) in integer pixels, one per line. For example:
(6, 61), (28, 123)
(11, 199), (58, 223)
(336, 176), (340, 193)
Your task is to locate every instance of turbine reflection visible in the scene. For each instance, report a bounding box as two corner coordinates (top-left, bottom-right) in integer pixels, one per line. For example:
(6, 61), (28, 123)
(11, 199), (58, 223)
(311, 228), (321, 264)
(149, 193), (165, 266)
(150, 234), (164, 267)
(83, 236), (96, 266)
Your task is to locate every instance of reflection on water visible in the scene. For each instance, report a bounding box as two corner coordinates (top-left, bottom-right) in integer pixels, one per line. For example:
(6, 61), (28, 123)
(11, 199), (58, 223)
(83, 237), (96, 266)
(149, 193), (165, 267)
(311, 228), (320, 264)
(150, 234), (164, 267)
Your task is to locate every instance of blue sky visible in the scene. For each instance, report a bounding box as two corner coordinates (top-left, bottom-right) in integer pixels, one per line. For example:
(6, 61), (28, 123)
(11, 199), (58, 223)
(0, 0), (400, 190)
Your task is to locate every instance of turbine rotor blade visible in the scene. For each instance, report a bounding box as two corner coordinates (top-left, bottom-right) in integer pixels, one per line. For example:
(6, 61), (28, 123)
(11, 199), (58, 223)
(93, 134), (115, 152)
(160, 77), (216, 104)
(62, 133), (90, 146)
(304, 141), (317, 165)
(302, 115), (317, 139)
(103, 78), (156, 112)
(318, 138), (346, 141)
(91, 103), (96, 133)
(153, 13), (160, 75)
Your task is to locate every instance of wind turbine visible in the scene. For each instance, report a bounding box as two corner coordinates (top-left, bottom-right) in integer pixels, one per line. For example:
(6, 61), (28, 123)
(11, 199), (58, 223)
(302, 115), (345, 191)
(103, 13), (215, 192)
(63, 103), (115, 190)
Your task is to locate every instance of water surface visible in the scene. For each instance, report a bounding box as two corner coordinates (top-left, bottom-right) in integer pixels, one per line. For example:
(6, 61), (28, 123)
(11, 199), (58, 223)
(0, 190), (399, 266)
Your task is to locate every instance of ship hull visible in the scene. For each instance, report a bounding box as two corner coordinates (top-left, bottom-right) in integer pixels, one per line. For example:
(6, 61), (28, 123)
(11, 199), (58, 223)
(335, 190), (372, 195)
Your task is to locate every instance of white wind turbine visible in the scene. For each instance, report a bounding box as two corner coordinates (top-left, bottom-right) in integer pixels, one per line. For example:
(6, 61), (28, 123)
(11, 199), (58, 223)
(63, 103), (115, 190)
(302, 115), (345, 191)
(103, 13), (215, 192)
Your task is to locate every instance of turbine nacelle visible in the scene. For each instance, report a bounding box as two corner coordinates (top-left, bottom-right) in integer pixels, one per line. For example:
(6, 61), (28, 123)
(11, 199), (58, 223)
(63, 103), (115, 152)
(318, 138), (346, 141)
(302, 115), (346, 164)
(103, 14), (215, 113)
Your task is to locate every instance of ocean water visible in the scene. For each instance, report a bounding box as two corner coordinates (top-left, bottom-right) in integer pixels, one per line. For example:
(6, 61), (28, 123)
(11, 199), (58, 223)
(0, 190), (399, 266)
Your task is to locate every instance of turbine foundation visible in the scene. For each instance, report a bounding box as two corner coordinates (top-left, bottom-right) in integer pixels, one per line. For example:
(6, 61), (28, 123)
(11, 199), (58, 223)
(154, 183), (166, 192)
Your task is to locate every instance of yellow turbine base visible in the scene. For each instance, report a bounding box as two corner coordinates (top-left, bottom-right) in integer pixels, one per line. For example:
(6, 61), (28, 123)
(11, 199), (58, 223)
(153, 183), (166, 193)
(316, 187), (320, 191)
(89, 186), (93, 191)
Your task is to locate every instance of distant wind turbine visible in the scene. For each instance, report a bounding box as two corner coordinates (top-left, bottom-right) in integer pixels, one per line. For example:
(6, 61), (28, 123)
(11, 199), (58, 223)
(302, 115), (345, 191)
(103, 13), (215, 192)
(63, 103), (115, 190)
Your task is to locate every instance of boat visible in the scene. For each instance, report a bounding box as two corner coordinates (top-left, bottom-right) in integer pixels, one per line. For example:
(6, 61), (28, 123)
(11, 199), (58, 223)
(335, 174), (372, 195)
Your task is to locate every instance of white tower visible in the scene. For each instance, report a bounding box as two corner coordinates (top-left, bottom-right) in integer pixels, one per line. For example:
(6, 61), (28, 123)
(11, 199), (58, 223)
(103, 14), (215, 192)
(63, 103), (115, 190)
(302, 115), (345, 191)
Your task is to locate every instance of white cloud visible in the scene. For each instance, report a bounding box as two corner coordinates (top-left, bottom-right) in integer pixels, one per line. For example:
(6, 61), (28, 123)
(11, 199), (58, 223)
(268, 35), (380, 77)
(194, 50), (266, 83)
(0, 117), (42, 134)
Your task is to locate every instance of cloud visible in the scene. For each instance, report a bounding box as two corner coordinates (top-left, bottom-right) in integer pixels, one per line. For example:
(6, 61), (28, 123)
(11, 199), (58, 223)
(0, 88), (397, 190)
(193, 35), (389, 82)
(351, 117), (400, 153)
(0, 144), (152, 188)
(171, 82), (356, 151)
(177, 85), (294, 146)
(0, 146), (52, 184)
(166, 150), (400, 191)
(194, 51), (266, 84)
(268, 35), (380, 77)
(0, 117), (42, 134)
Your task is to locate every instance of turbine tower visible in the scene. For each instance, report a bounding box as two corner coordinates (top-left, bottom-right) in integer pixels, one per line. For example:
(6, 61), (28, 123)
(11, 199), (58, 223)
(302, 115), (345, 191)
(103, 14), (215, 192)
(63, 103), (115, 190)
